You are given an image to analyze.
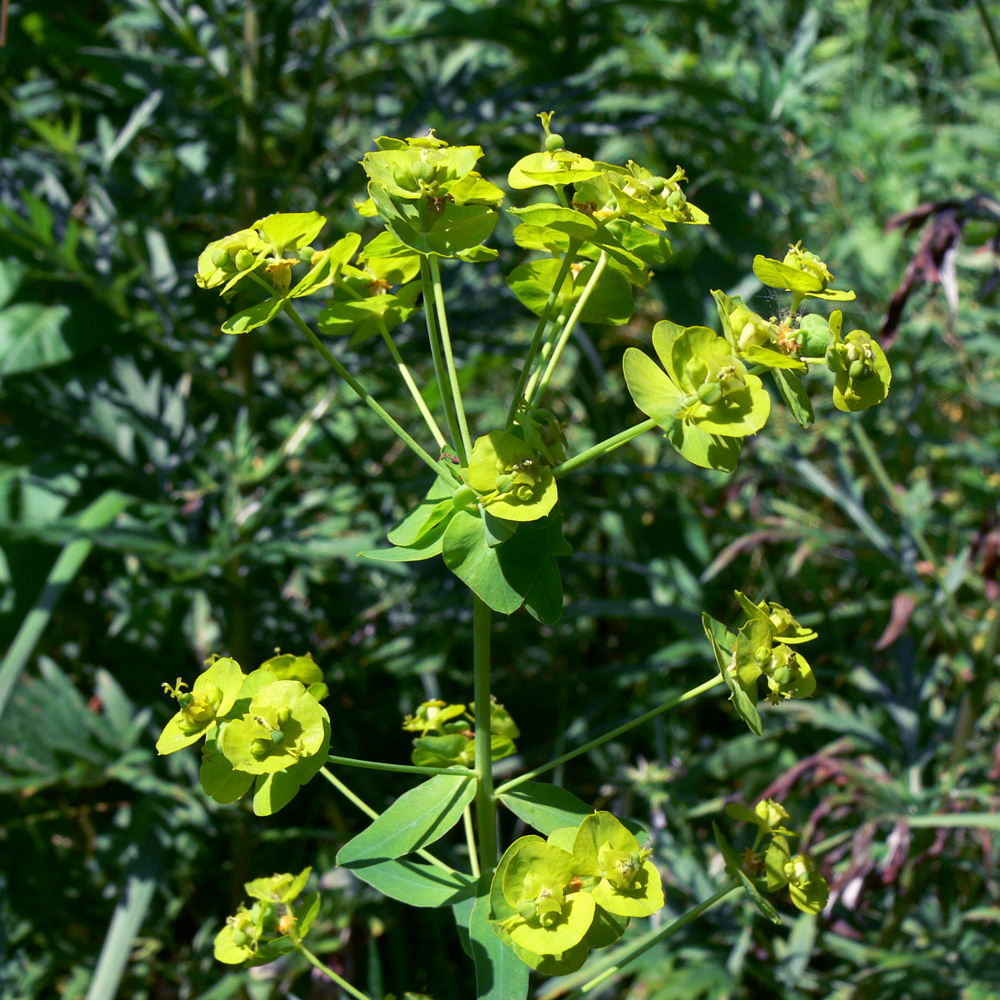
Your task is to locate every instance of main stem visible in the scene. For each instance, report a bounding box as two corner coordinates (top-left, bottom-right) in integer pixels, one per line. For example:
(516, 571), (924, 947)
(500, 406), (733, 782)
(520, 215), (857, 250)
(472, 595), (497, 872)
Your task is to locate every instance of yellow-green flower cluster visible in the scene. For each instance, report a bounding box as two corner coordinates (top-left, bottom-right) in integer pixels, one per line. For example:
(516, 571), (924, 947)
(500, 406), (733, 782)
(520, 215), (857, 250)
(490, 812), (664, 974)
(157, 652), (330, 816)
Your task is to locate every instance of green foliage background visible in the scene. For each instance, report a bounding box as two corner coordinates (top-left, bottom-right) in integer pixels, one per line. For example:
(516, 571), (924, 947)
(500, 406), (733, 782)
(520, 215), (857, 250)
(1, 1), (999, 997)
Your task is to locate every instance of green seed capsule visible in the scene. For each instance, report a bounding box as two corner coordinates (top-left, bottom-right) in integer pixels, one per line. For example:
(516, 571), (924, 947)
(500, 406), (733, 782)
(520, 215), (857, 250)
(212, 247), (231, 268)
(696, 382), (723, 406)
(848, 359), (867, 379)
(545, 133), (565, 152)
(453, 485), (478, 511)
(412, 159), (435, 184)
(648, 177), (666, 195)
(666, 189), (685, 209)
(250, 738), (271, 760)
(235, 248), (255, 271)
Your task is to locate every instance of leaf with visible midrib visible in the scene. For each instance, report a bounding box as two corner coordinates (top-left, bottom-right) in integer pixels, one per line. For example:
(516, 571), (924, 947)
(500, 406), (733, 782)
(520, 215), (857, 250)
(337, 773), (475, 866)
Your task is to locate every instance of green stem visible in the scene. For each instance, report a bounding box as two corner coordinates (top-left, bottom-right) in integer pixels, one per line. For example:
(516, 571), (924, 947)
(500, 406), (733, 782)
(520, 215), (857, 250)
(298, 944), (374, 1000)
(553, 418), (657, 481)
(547, 879), (741, 1000)
(280, 299), (454, 482)
(428, 255), (472, 463)
(420, 259), (463, 457)
(377, 318), (448, 450)
(318, 767), (455, 873)
(463, 804), (481, 878)
(523, 310), (568, 402)
(529, 251), (609, 407)
(472, 596), (498, 871)
(975, 0), (1000, 73)
(850, 422), (938, 568)
(495, 674), (724, 797)
(326, 754), (474, 777)
(505, 238), (582, 428)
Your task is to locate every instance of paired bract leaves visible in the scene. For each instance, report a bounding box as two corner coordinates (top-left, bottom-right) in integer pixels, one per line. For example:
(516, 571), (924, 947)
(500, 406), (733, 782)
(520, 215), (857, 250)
(157, 654), (330, 816)
(214, 867), (320, 966)
(490, 810), (660, 968)
(624, 322), (769, 471)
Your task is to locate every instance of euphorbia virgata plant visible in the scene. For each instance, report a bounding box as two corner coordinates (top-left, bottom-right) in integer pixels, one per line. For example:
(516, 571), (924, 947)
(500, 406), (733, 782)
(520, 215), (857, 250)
(160, 113), (892, 997)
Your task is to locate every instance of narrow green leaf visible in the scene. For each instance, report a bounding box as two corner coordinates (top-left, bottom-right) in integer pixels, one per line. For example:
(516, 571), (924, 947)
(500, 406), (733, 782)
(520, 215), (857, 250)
(337, 773), (476, 866)
(773, 369), (814, 428)
(499, 781), (593, 835)
(346, 858), (476, 907)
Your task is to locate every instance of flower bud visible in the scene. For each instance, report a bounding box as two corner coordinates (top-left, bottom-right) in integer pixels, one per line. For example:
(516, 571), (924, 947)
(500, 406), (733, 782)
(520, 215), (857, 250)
(235, 248), (255, 271)
(212, 247), (232, 269)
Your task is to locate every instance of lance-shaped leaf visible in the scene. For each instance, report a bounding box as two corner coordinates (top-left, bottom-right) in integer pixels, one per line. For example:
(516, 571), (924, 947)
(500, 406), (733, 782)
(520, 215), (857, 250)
(346, 858), (476, 908)
(713, 822), (781, 923)
(221, 294), (285, 336)
(703, 613), (762, 735)
(499, 782), (594, 835)
(773, 368), (814, 428)
(337, 773), (476, 866)
(506, 204), (599, 240)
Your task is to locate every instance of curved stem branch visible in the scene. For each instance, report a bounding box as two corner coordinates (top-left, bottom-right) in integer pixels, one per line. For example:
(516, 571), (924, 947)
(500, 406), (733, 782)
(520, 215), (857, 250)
(553, 417), (657, 480)
(420, 259), (463, 457)
(298, 944), (374, 1000)
(505, 239), (581, 428)
(326, 754), (474, 777)
(529, 251), (609, 407)
(545, 879), (741, 999)
(281, 300), (454, 482)
(376, 317), (448, 450)
(318, 767), (455, 873)
(494, 674), (724, 797)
